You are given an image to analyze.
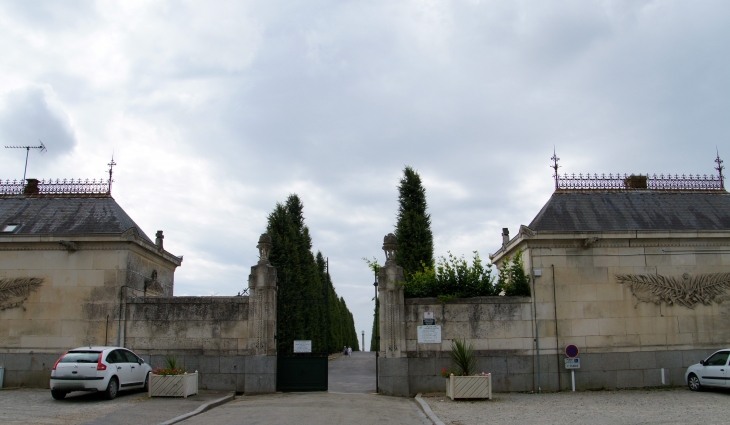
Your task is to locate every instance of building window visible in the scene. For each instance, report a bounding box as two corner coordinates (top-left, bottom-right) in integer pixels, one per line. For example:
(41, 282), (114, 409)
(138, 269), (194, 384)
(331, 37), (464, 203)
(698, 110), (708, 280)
(1, 224), (19, 232)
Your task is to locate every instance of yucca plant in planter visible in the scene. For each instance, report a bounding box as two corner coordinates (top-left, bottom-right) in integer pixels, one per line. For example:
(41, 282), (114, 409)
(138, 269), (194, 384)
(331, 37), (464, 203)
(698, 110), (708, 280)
(445, 339), (491, 400)
(149, 355), (198, 398)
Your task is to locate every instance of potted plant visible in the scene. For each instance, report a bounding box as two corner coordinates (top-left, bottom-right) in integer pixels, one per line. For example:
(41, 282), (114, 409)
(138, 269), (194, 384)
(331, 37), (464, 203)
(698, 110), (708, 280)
(149, 355), (198, 398)
(444, 339), (492, 400)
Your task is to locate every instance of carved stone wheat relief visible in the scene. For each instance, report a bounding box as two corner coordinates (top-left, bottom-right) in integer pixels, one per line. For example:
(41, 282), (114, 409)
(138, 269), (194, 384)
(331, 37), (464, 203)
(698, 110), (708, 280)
(0, 277), (44, 311)
(616, 273), (730, 309)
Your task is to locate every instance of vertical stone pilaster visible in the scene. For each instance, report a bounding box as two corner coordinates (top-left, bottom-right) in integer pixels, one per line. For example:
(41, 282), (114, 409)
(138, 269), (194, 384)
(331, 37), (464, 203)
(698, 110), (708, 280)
(379, 265), (405, 358)
(245, 233), (277, 393)
(377, 233), (409, 395)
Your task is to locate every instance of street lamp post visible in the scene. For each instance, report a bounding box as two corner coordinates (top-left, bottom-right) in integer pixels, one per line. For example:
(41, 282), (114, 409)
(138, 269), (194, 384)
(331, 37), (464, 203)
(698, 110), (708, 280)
(374, 268), (379, 393)
(362, 330), (365, 352)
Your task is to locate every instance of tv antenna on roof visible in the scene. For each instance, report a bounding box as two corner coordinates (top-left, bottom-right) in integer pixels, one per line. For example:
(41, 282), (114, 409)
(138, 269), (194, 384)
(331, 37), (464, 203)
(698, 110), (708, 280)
(4, 140), (47, 181)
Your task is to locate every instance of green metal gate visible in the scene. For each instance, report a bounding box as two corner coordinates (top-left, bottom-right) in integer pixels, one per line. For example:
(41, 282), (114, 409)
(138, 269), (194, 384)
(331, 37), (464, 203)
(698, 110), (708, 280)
(276, 269), (330, 392)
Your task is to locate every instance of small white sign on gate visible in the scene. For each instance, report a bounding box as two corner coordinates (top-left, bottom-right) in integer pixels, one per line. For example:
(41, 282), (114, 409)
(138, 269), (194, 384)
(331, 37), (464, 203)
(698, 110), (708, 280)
(294, 340), (312, 353)
(417, 325), (442, 343)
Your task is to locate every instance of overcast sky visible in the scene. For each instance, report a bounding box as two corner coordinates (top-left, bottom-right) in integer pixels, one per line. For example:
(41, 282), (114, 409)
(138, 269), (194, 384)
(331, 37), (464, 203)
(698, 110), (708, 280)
(1, 1), (728, 350)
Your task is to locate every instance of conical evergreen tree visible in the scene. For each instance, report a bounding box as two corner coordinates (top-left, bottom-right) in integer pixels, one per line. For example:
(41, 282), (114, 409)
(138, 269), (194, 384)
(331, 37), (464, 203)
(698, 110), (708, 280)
(395, 166), (434, 278)
(267, 194), (358, 354)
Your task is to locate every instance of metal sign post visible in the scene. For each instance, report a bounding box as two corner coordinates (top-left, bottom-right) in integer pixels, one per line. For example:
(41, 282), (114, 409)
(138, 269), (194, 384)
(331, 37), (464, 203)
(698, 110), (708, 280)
(564, 345), (580, 392)
(572, 369), (575, 392)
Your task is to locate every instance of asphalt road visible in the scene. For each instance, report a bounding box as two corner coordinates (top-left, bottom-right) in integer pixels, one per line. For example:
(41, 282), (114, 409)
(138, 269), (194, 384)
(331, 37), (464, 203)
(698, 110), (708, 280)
(178, 392), (430, 425)
(178, 352), (429, 425)
(328, 351), (376, 393)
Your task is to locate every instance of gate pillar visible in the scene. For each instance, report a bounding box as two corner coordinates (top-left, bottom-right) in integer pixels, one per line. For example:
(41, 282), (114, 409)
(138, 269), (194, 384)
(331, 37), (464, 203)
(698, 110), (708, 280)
(245, 233), (277, 394)
(378, 233), (409, 396)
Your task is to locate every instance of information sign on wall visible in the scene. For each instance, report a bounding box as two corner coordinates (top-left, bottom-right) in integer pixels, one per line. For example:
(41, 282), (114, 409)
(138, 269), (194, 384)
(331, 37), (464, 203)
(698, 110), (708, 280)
(564, 357), (580, 369)
(423, 311), (435, 325)
(417, 325), (441, 343)
(293, 340), (312, 353)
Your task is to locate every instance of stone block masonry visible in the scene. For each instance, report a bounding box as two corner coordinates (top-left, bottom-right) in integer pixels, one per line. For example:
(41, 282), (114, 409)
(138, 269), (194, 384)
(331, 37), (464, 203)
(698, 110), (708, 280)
(124, 296), (256, 393)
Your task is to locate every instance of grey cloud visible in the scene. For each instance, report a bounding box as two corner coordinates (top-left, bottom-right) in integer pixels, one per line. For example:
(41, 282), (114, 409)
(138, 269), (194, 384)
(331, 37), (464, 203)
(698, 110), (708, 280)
(0, 86), (77, 173)
(2, 0), (729, 349)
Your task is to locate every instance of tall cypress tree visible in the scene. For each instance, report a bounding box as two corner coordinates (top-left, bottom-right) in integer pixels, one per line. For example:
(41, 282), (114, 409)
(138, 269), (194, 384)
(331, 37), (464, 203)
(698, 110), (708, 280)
(267, 194), (358, 354)
(394, 166), (434, 278)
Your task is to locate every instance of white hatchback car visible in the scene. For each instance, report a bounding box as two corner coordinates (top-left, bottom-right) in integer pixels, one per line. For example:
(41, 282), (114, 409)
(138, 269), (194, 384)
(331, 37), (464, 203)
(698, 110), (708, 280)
(50, 346), (152, 400)
(685, 348), (729, 391)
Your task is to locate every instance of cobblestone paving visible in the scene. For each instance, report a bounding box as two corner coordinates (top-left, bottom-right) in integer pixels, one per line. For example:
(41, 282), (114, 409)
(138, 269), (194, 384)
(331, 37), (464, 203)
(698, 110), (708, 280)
(423, 387), (730, 425)
(0, 388), (148, 425)
(0, 388), (229, 425)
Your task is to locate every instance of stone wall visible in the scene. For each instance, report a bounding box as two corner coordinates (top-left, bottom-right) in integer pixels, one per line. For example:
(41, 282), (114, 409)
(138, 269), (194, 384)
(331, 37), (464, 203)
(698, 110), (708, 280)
(398, 297), (536, 394)
(487, 230), (730, 392)
(124, 296), (253, 392)
(387, 294), (724, 395)
(0, 238), (180, 388)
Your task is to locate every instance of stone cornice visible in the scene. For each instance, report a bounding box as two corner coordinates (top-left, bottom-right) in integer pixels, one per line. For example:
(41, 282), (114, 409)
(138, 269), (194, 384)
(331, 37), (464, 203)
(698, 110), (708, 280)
(492, 228), (730, 263)
(0, 234), (182, 267)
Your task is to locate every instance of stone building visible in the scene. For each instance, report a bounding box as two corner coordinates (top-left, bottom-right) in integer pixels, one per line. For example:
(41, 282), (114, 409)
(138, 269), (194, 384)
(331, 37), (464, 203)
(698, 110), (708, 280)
(489, 159), (730, 390)
(0, 175), (182, 387)
(377, 157), (730, 395)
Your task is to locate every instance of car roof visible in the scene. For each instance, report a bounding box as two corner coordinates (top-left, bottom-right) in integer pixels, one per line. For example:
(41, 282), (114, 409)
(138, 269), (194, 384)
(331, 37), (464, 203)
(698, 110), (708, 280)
(68, 346), (127, 351)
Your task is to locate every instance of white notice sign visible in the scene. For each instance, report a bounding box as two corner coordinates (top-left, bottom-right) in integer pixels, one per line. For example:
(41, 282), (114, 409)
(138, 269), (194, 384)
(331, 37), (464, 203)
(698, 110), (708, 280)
(417, 325), (442, 344)
(294, 340), (312, 353)
(564, 357), (580, 369)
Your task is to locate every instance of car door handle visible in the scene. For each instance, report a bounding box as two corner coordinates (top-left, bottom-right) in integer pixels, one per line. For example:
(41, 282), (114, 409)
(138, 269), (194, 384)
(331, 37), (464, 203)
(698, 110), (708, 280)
(131, 366), (136, 369)
(117, 366), (122, 370)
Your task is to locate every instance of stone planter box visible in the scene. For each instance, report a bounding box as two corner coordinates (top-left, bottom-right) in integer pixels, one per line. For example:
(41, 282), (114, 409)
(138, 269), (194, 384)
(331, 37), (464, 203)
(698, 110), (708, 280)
(446, 374), (492, 400)
(149, 372), (198, 398)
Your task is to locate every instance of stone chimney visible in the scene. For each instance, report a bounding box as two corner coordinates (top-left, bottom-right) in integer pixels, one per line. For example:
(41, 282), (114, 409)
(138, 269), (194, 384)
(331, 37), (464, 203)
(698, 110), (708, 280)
(502, 228), (510, 247)
(155, 230), (164, 250)
(24, 178), (39, 195)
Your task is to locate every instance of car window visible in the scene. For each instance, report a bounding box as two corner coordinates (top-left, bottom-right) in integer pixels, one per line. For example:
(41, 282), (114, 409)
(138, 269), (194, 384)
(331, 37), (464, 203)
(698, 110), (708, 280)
(60, 351), (100, 363)
(121, 350), (140, 363)
(105, 350), (124, 364)
(706, 351), (729, 366)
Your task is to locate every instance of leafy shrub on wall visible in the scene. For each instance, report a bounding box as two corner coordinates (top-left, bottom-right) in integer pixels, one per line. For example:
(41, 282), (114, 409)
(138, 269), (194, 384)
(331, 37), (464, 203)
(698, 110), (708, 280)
(496, 250), (531, 297)
(403, 251), (496, 298)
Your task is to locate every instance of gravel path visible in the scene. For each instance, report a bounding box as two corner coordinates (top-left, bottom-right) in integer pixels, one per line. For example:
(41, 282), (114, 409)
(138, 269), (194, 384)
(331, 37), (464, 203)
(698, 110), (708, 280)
(423, 388), (730, 425)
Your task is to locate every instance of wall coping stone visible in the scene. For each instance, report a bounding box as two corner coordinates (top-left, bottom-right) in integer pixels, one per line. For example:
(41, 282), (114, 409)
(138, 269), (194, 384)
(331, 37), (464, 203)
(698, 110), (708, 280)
(406, 296), (531, 305)
(126, 296), (249, 304)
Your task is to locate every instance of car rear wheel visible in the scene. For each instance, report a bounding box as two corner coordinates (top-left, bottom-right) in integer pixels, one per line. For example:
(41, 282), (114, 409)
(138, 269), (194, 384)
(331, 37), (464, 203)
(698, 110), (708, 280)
(687, 373), (702, 391)
(51, 390), (67, 400)
(143, 372), (149, 392)
(104, 377), (119, 400)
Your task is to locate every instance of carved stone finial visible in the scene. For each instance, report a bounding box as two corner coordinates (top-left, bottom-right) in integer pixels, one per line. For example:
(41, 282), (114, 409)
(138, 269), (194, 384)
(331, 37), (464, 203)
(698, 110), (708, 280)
(257, 233), (273, 261)
(382, 233), (397, 263)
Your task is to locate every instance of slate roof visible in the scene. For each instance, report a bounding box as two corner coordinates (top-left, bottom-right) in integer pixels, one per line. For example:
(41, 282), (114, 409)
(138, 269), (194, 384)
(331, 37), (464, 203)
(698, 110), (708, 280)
(0, 197), (153, 243)
(528, 191), (730, 232)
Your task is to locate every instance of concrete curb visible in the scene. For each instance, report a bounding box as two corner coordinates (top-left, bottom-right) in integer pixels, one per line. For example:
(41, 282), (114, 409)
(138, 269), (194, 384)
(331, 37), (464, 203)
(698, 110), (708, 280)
(415, 393), (446, 425)
(157, 392), (236, 425)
